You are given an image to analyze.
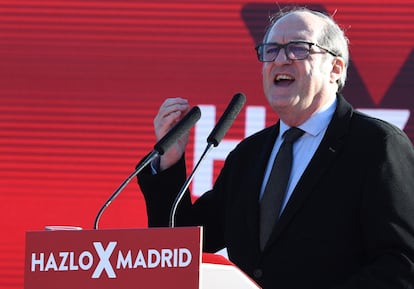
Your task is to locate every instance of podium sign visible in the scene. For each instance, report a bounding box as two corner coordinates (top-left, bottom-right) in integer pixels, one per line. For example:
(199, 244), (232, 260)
(25, 227), (202, 289)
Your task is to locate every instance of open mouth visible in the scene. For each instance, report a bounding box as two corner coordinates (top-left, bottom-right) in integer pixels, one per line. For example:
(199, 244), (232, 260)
(274, 74), (295, 86)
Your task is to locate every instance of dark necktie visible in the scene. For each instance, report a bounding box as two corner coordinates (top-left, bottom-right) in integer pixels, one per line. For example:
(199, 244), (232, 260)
(260, 127), (304, 250)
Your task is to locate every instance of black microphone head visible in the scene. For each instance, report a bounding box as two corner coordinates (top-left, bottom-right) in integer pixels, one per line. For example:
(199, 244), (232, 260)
(207, 92), (246, 147)
(154, 106), (201, 155)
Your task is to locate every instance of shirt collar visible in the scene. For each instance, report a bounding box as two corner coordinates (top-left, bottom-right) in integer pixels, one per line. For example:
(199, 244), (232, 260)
(280, 96), (337, 137)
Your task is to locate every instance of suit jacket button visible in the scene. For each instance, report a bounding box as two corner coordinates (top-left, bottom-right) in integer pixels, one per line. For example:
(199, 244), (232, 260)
(253, 268), (263, 279)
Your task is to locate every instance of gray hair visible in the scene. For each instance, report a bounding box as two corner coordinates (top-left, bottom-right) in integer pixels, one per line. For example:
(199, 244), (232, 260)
(264, 7), (349, 91)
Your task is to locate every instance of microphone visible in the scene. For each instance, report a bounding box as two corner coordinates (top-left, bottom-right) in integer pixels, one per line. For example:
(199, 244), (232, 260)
(169, 93), (246, 227)
(154, 106), (202, 155)
(207, 92), (247, 146)
(94, 106), (201, 230)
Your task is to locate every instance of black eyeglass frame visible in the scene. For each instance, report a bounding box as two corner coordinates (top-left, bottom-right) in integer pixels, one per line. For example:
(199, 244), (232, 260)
(255, 40), (339, 62)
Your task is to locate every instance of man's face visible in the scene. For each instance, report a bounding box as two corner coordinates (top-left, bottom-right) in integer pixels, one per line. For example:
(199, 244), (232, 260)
(262, 12), (336, 119)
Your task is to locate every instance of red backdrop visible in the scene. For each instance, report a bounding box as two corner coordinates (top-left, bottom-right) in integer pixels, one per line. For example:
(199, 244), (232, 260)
(1, 0), (413, 288)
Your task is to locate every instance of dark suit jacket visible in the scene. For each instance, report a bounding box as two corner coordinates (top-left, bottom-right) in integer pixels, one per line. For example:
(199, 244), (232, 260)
(138, 95), (414, 289)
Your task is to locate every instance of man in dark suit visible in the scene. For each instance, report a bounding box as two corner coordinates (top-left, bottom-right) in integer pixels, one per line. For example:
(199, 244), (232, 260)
(138, 7), (414, 289)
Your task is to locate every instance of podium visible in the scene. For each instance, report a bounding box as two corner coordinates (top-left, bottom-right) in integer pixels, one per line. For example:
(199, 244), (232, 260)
(24, 226), (261, 289)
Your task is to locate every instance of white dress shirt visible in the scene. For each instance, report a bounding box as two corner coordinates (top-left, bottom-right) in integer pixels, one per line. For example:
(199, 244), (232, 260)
(259, 97), (337, 215)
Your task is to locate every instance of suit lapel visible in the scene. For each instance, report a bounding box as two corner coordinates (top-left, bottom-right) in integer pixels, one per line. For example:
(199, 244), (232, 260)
(268, 95), (354, 245)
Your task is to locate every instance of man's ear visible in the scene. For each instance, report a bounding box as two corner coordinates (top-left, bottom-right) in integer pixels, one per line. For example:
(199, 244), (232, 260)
(330, 57), (345, 84)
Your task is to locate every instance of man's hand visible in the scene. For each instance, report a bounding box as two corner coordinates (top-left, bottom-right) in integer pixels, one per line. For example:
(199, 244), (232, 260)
(154, 98), (191, 171)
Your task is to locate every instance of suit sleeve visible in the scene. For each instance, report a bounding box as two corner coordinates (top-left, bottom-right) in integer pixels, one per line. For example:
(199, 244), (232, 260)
(137, 156), (191, 227)
(335, 129), (414, 288)
(137, 152), (230, 253)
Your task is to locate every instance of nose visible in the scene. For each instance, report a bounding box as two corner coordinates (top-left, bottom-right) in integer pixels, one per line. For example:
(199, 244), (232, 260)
(273, 48), (291, 64)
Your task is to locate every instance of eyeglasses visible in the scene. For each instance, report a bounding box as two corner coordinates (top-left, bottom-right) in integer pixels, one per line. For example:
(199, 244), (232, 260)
(255, 41), (339, 62)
